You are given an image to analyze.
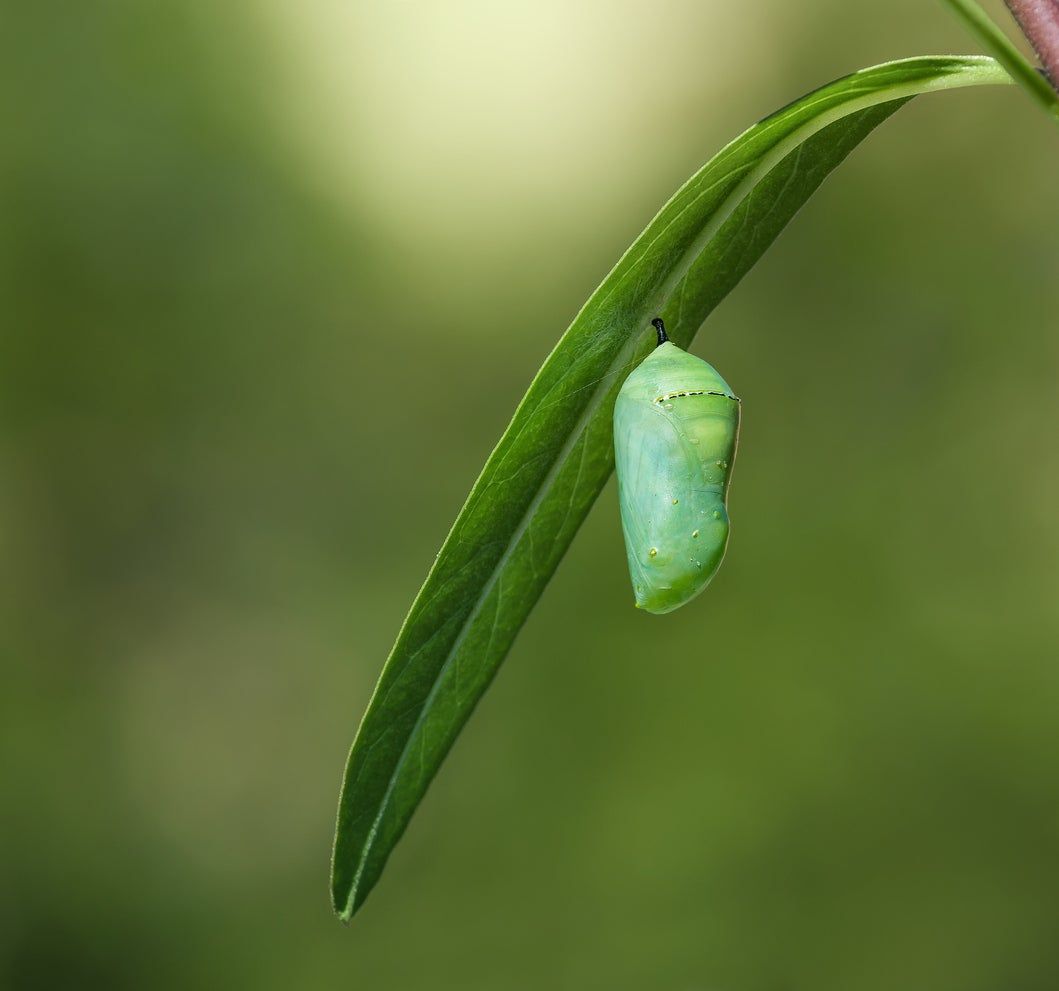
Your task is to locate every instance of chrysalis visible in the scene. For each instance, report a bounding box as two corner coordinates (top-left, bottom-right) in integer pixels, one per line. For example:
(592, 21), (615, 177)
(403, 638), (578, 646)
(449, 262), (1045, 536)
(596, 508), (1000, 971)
(613, 318), (740, 614)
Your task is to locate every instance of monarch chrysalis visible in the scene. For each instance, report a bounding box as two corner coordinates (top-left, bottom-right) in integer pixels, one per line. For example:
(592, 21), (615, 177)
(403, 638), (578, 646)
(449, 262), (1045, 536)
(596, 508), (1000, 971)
(613, 318), (740, 614)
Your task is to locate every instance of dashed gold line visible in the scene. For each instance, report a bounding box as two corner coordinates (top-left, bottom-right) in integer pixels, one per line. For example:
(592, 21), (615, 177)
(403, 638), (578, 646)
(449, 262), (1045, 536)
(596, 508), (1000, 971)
(654, 390), (739, 403)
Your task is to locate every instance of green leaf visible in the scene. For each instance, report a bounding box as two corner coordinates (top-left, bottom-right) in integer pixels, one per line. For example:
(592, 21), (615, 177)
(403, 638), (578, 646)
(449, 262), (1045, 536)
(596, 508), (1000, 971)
(332, 55), (1010, 920)
(941, 0), (1059, 119)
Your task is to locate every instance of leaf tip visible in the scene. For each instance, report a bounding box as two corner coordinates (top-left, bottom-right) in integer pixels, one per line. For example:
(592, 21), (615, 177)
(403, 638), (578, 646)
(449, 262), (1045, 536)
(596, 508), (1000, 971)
(331, 852), (372, 923)
(331, 879), (357, 923)
(330, 845), (356, 922)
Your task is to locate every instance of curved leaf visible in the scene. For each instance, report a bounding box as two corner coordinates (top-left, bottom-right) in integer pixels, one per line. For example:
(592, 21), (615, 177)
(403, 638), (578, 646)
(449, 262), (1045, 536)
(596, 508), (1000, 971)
(332, 55), (1010, 920)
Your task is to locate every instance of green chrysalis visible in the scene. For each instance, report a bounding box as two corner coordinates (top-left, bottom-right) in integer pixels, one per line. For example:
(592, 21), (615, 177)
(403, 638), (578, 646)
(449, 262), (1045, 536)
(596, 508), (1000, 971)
(613, 319), (740, 614)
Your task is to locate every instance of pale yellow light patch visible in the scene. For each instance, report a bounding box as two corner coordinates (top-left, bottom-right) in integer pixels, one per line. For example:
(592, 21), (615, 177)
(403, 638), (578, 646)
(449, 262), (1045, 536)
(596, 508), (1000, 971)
(253, 0), (789, 267)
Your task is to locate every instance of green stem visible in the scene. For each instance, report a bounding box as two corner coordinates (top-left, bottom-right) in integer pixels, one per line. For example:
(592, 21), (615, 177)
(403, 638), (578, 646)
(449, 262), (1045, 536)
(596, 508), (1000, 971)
(943, 0), (1059, 119)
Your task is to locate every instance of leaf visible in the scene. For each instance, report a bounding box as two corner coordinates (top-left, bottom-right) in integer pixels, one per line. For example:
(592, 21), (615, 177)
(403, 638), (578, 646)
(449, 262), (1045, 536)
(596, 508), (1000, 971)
(941, 0), (1059, 119)
(331, 55), (1010, 920)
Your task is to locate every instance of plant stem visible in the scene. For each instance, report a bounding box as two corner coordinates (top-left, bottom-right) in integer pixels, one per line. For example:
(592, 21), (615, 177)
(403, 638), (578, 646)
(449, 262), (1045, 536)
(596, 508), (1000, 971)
(1005, 0), (1059, 87)
(942, 0), (1059, 118)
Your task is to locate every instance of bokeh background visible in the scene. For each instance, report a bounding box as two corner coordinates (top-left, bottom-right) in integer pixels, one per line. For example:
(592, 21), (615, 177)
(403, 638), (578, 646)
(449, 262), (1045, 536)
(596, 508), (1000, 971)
(4, 1), (1059, 988)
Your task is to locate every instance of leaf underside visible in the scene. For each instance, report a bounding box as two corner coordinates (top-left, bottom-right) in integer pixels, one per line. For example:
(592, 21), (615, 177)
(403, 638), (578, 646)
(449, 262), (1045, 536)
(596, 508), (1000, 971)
(331, 55), (1010, 920)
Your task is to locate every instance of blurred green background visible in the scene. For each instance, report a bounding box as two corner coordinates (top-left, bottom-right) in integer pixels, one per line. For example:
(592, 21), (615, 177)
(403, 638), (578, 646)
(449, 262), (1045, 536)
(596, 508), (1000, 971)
(4, 1), (1059, 988)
